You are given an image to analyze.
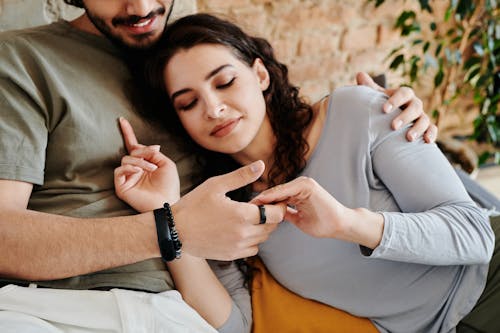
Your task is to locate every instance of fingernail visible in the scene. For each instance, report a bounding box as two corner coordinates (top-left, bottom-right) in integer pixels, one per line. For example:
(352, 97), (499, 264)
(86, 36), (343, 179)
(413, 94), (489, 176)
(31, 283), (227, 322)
(409, 132), (416, 141)
(384, 103), (393, 113)
(250, 161), (262, 173)
(394, 120), (403, 130)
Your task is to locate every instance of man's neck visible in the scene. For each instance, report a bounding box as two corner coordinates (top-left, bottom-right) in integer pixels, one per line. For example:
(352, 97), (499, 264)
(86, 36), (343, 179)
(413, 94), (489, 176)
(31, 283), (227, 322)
(69, 14), (103, 37)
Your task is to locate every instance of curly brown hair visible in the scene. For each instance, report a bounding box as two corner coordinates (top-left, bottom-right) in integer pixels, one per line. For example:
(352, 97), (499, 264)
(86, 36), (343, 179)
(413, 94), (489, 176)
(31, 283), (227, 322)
(142, 13), (314, 189)
(63, 0), (84, 8)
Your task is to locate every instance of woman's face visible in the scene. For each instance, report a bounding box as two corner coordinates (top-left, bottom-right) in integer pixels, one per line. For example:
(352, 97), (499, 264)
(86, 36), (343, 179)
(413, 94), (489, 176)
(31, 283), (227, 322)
(164, 44), (271, 155)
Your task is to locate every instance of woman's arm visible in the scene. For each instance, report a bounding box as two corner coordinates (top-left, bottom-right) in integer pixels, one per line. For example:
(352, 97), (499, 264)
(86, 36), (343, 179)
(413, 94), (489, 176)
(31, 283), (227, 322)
(115, 118), (250, 332)
(166, 255), (249, 332)
(366, 91), (494, 265)
(207, 260), (252, 333)
(253, 88), (494, 266)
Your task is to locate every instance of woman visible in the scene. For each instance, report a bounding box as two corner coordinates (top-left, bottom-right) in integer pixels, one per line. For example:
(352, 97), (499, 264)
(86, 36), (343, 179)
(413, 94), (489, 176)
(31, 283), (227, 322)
(115, 14), (497, 333)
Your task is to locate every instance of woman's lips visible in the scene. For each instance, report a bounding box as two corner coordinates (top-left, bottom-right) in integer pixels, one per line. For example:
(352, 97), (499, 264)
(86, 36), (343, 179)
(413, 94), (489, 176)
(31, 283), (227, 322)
(210, 118), (240, 138)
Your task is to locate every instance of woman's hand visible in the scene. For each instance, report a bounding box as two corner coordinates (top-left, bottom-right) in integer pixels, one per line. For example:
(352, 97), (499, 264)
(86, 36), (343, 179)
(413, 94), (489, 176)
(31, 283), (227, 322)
(356, 72), (437, 143)
(251, 176), (384, 249)
(114, 118), (180, 212)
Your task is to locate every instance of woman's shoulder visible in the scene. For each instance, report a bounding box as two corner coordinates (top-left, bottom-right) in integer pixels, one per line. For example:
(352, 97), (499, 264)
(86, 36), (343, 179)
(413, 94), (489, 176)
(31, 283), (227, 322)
(330, 85), (388, 118)
(328, 85), (405, 145)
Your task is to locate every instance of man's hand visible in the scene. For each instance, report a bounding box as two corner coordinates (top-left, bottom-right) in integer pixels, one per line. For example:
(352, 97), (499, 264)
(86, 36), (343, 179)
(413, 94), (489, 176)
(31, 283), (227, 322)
(356, 72), (437, 143)
(172, 160), (287, 260)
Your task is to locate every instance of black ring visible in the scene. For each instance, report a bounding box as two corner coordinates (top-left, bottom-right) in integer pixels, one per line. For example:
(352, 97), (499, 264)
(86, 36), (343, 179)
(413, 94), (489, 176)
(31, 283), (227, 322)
(258, 205), (267, 224)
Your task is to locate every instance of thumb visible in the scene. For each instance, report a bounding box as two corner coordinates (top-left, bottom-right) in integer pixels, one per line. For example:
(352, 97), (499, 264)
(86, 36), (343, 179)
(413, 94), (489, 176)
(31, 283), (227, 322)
(356, 72), (384, 92)
(214, 160), (265, 193)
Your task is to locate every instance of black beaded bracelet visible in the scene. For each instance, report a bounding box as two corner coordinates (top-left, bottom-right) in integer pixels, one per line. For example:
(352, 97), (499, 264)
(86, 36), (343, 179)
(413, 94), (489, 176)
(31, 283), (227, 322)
(163, 203), (182, 259)
(153, 204), (177, 262)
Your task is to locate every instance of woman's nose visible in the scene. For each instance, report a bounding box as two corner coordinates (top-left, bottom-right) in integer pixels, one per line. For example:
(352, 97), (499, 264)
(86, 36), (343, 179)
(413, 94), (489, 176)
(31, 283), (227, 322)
(205, 97), (226, 119)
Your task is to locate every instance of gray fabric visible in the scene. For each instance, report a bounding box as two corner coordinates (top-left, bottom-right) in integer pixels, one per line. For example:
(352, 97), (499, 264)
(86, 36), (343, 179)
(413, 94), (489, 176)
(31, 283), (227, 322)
(0, 21), (250, 332)
(258, 86), (494, 333)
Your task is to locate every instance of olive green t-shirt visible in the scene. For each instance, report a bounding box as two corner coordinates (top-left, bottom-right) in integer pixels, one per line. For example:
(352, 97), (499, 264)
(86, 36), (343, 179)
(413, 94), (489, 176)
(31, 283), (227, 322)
(0, 21), (198, 291)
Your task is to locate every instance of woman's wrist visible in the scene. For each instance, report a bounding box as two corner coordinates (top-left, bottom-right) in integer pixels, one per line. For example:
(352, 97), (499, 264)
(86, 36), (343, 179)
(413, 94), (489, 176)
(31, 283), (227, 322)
(343, 208), (384, 249)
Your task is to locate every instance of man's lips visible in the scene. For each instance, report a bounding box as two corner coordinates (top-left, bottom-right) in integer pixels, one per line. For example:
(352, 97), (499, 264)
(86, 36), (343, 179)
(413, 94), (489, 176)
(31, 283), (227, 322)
(210, 118), (241, 137)
(119, 16), (158, 34)
(113, 7), (166, 34)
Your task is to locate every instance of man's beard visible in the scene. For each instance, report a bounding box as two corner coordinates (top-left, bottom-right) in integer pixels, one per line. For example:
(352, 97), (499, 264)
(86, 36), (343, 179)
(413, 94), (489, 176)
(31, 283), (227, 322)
(85, 5), (173, 51)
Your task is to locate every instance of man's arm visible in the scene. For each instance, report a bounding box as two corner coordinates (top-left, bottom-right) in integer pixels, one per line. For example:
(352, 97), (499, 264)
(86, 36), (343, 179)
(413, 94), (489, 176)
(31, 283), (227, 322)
(0, 163), (286, 281)
(0, 179), (159, 281)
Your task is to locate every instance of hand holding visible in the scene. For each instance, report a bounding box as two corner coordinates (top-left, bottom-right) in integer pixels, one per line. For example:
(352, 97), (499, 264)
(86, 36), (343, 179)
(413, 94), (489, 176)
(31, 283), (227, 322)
(251, 176), (384, 249)
(251, 176), (349, 238)
(356, 72), (437, 143)
(114, 118), (180, 212)
(172, 161), (287, 260)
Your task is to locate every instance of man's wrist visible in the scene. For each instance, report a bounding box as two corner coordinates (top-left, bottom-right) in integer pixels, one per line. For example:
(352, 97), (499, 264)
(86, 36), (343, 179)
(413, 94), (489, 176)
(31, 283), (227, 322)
(153, 203), (182, 262)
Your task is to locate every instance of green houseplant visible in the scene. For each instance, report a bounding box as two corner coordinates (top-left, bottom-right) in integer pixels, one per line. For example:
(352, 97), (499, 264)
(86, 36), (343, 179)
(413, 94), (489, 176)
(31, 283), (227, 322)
(369, 0), (499, 166)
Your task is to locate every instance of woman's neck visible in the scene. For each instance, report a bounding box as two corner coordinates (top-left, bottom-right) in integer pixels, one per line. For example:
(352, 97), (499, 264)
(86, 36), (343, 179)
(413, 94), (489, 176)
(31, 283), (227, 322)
(230, 96), (329, 191)
(231, 116), (276, 187)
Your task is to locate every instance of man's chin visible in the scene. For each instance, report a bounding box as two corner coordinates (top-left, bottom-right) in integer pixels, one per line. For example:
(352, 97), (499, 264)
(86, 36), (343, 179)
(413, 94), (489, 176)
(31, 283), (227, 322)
(110, 32), (162, 51)
(122, 37), (159, 50)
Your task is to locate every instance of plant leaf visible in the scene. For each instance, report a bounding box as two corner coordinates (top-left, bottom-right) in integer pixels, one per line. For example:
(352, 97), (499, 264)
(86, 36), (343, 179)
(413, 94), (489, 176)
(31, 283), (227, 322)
(434, 68), (444, 87)
(389, 54), (405, 70)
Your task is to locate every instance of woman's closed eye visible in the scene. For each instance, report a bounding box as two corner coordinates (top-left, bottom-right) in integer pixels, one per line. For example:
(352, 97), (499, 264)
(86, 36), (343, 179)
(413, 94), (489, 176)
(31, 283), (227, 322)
(216, 77), (236, 89)
(175, 77), (236, 111)
(177, 98), (198, 111)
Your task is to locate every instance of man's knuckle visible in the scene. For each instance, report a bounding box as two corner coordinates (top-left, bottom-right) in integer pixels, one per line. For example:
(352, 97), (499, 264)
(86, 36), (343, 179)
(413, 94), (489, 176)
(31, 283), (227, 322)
(414, 98), (423, 109)
(249, 247), (259, 257)
(302, 176), (317, 187)
(236, 227), (250, 240)
(402, 86), (413, 95)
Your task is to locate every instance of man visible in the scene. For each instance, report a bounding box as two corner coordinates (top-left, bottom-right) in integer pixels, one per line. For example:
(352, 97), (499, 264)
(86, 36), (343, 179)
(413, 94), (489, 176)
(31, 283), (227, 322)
(0, 0), (435, 331)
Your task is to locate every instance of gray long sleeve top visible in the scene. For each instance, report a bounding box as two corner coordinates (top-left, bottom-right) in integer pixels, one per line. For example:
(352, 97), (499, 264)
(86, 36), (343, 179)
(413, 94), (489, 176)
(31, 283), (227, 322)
(258, 86), (494, 333)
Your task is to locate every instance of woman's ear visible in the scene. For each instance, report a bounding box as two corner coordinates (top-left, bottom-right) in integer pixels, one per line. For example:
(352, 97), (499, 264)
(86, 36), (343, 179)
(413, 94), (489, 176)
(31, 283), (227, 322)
(253, 58), (270, 91)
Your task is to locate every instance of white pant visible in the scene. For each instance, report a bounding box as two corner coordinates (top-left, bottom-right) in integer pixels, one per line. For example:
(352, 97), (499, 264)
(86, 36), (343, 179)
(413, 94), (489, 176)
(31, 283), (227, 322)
(0, 284), (217, 333)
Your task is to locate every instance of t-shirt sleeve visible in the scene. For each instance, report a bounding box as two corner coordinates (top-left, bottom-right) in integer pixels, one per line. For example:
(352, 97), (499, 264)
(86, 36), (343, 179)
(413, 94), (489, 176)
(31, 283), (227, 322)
(0, 40), (48, 185)
(207, 260), (251, 333)
(366, 89), (494, 265)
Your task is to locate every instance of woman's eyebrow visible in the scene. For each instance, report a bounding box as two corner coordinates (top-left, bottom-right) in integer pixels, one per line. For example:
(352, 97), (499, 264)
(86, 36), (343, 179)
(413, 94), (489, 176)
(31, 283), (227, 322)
(204, 64), (233, 80)
(170, 64), (235, 103)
